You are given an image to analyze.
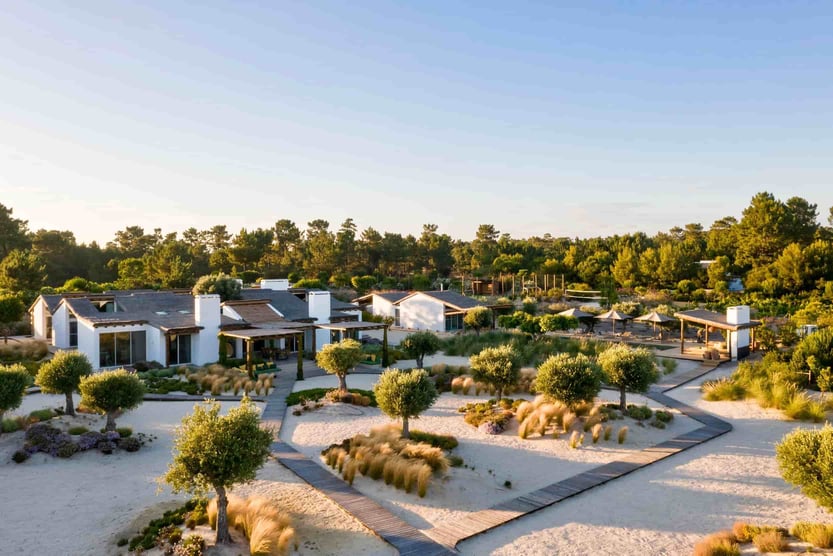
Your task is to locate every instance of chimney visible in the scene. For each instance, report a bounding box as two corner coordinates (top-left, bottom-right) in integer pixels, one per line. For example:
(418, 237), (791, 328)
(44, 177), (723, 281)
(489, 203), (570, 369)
(194, 294), (221, 365)
(726, 305), (750, 325)
(260, 278), (289, 291)
(307, 291), (331, 324)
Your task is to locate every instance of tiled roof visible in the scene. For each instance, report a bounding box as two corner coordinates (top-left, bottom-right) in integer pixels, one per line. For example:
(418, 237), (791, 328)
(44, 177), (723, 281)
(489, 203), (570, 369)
(397, 291), (485, 311)
(239, 289), (311, 321)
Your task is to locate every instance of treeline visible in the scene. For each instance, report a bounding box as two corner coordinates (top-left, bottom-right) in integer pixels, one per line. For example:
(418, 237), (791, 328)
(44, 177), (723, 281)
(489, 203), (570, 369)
(1, 192), (832, 305)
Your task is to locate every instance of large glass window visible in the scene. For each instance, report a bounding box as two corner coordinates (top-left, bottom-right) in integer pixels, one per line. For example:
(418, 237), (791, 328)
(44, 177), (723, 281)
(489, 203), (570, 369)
(445, 313), (464, 332)
(168, 334), (192, 366)
(69, 317), (78, 348)
(99, 330), (146, 368)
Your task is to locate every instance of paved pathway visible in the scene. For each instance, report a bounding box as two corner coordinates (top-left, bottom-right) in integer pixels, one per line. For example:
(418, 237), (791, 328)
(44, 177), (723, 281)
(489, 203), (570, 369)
(261, 358), (456, 556)
(427, 362), (732, 548)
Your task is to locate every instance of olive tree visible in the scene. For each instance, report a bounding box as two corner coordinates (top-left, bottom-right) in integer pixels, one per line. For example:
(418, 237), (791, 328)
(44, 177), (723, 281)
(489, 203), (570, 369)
(79, 369), (145, 431)
(469, 345), (519, 402)
(776, 424), (833, 511)
(533, 353), (601, 409)
(315, 339), (363, 392)
(374, 368), (438, 438)
(161, 399), (272, 544)
(463, 307), (493, 336)
(401, 331), (441, 369)
(597, 343), (658, 411)
(0, 364), (29, 434)
(192, 274), (241, 302)
(36, 351), (92, 416)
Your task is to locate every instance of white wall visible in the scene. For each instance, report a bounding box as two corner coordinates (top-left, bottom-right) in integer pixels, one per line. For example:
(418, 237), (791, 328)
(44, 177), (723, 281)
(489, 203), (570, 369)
(52, 304), (70, 348)
(78, 320), (97, 369)
(194, 295), (221, 366)
(31, 299), (48, 339)
(260, 279), (289, 291)
(399, 294), (445, 332)
(372, 296), (397, 318)
(307, 291), (332, 348)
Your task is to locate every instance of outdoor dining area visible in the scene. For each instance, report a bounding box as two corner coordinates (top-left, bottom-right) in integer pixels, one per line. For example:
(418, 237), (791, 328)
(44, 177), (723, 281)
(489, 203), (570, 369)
(556, 304), (761, 362)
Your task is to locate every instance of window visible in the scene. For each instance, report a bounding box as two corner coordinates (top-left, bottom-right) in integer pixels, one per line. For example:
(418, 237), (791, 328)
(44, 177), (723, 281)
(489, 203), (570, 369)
(445, 313), (463, 332)
(99, 330), (146, 368)
(168, 334), (192, 366)
(69, 317), (78, 348)
(46, 315), (52, 340)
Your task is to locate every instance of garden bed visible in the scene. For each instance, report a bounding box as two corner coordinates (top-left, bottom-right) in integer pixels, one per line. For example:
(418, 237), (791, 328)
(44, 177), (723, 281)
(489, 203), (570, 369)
(282, 374), (699, 528)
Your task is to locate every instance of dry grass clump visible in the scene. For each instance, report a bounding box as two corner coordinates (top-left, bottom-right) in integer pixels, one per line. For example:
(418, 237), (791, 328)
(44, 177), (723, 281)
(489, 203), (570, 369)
(568, 430), (580, 449)
(791, 522), (833, 548)
(207, 495), (296, 555)
(692, 531), (740, 556)
(617, 426), (628, 444)
(321, 424), (451, 497)
(518, 401), (565, 439)
(185, 366), (274, 396)
(603, 424), (613, 441)
(0, 338), (49, 361)
(731, 522), (786, 543)
(752, 530), (788, 553)
(591, 423), (603, 443)
(562, 411), (577, 433)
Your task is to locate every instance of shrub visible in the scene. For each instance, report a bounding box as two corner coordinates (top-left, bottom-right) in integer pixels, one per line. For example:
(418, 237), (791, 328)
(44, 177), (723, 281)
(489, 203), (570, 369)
(35, 351), (93, 416)
(77, 431), (104, 451)
(286, 387), (376, 407)
(0, 363), (30, 432)
(119, 436), (142, 452)
(68, 426), (88, 435)
(206, 495), (295, 556)
(776, 424), (833, 510)
(79, 369), (145, 431)
(692, 531), (740, 556)
(479, 421), (504, 435)
(12, 449), (29, 463)
(660, 358), (678, 375)
(533, 353), (602, 408)
(128, 498), (207, 552)
(28, 408), (55, 422)
(469, 345), (520, 402)
(409, 430), (458, 450)
(618, 426), (628, 444)
(24, 422), (61, 452)
(791, 522), (833, 548)
(626, 404), (653, 421)
(459, 401), (512, 431)
(702, 377), (746, 401)
(2, 417), (22, 433)
(116, 426), (133, 438)
(569, 430), (580, 449)
(783, 392), (827, 422)
(752, 530), (787, 553)
(98, 440), (117, 454)
(374, 368), (438, 438)
(654, 410), (673, 423)
(173, 535), (205, 556)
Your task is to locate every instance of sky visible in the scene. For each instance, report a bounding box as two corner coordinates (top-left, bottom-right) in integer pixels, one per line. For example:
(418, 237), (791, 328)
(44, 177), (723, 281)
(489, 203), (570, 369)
(1, 1), (832, 244)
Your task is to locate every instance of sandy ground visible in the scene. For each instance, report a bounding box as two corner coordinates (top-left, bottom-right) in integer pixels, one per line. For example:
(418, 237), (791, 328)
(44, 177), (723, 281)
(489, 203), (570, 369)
(0, 394), (394, 556)
(458, 362), (832, 556)
(285, 374), (700, 530)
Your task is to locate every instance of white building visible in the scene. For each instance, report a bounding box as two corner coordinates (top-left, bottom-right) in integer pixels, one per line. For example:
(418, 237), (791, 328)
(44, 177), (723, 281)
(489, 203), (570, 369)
(394, 291), (490, 333)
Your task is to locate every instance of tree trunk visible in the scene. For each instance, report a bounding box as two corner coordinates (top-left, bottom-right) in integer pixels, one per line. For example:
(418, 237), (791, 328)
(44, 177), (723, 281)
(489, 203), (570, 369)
(64, 391), (75, 417)
(402, 415), (410, 438)
(105, 412), (116, 432)
(416, 355), (423, 369)
(495, 387), (503, 402)
(337, 373), (348, 393)
(619, 387), (627, 412)
(296, 334), (304, 381)
(215, 485), (232, 544)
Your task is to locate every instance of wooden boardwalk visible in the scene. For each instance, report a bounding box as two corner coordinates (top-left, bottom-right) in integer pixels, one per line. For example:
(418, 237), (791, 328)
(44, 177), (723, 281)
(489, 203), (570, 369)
(428, 362), (732, 548)
(261, 364), (456, 556)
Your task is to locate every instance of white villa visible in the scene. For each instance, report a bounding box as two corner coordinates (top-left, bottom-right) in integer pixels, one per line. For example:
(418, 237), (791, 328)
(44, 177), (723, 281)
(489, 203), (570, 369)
(29, 279), (373, 370)
(355, 290), (495, 333)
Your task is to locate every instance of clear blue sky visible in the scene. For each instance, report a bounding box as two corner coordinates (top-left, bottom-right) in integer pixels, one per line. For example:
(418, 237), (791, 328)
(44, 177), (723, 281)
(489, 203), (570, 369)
(2, 1), (831, 243)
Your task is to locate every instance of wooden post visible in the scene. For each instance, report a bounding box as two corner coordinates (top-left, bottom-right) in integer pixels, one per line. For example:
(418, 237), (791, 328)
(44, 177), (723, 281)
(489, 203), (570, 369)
(382, 325), (390, 367)
(704, 325), (709, 349)
(296, 333), (304, 380)
(680, 319), (685, 354)
(246, 339), (254, 379)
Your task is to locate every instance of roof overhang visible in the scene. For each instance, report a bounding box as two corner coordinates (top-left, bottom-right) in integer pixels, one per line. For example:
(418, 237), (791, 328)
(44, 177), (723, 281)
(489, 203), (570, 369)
(220, 328), (305, 340)
(675, 310), (761, 331)
(315, 322), (387, 331)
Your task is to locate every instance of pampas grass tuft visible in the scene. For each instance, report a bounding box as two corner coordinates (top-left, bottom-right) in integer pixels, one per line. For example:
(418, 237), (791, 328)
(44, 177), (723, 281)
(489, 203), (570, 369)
(603, 425), (613, 441)
(618, 426), (628, 444)
(569, 430), (580, 449)
(562, 411), (577, 433)
(591, 423), (603, 443)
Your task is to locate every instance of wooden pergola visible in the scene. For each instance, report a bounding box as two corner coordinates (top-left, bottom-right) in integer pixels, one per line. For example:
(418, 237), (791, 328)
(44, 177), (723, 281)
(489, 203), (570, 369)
(315, 321), (387, 343)
(220, 327), (305, 376)
(675, 309), (760, 360)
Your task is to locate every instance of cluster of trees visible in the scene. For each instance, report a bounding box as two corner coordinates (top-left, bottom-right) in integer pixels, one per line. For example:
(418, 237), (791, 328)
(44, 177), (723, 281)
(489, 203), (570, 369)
(2, 192), (833, 306)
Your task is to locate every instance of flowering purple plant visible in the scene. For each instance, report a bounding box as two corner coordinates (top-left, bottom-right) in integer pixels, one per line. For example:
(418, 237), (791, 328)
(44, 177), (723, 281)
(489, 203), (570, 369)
(77, 431), (104, 451)
(104, 431), (121, 442)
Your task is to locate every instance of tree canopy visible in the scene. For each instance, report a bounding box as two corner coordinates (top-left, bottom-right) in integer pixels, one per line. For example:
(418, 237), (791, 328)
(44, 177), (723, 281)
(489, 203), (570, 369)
(401, 331), (441, 369)
(315, 339), (363, 392)
(469, 345), (520, 401)
(36, 351), (92, 416)
(161, 398), (272, 543)
(374, 368), (439, 438)
(533, 353), (602, 408)
(79, 369), (145, 431)
(597, 344), (658, 411)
